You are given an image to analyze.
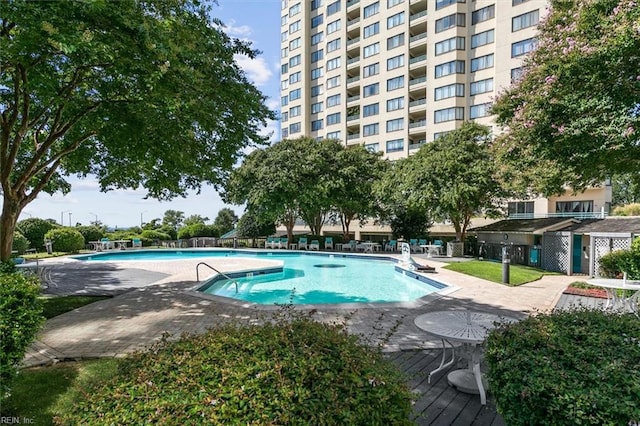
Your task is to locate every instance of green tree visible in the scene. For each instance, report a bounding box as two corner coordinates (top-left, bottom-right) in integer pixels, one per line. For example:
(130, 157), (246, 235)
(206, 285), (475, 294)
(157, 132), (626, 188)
(378, 122), (505, 242)
(213, 208), (238, 235)
(236, 209), (276, 240)
(331, 146), (388, 242)
(183, 214), (209, 227)
(612, 173), (640, 206)
(15, 218), (58, 251)
(162, 210), (185, 232)
(0, 0), (274, 261)
(491, 0), (640, 196)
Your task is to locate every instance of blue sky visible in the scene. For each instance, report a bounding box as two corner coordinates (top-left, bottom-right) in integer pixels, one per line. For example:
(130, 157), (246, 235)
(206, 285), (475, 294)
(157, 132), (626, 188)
(22, 0), (281, 228)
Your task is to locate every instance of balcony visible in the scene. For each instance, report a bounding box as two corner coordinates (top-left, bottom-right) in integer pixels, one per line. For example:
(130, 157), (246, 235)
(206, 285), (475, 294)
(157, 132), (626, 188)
(347, 95), (360, 104)
(508, 212), (609, 220)
(347, 133), (360, 141)
(347, 0), (360, 9)
(409, 10), (427, 23)
(409, 139), (427, 150)
(409, 76), (427, 86)
(346, 76), (360, 88)
(347, 56), (360, 70)
(409, 32), (427, 45)
(347, 113), (360, 122)
(409, 54), (426, 66)
(409, 119), (427, 129)
(347, 17), (360, 27)
(347, 36), (360, 47)
(409, 98), (427, 109)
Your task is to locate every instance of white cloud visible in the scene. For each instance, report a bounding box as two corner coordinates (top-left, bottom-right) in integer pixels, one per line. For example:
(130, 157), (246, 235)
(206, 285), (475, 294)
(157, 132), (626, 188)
(222, 19), (252, 38)
(236, 55), (273, 87)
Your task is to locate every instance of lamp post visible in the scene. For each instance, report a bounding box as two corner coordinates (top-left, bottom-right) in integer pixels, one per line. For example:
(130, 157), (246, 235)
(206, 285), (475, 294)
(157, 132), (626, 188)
(140, 210), (147, 228)
(68, 211), (72, 227)
(89, 212), (98, 225)
(61, 210), (70, 226)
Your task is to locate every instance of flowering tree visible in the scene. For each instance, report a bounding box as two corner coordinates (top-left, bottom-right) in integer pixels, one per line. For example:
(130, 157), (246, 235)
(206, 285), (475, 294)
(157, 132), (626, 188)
(491, 0), (640, 196)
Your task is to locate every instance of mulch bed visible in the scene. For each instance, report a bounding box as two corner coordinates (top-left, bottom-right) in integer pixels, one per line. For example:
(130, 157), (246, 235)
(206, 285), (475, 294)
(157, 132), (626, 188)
(563, 286), (608, 299)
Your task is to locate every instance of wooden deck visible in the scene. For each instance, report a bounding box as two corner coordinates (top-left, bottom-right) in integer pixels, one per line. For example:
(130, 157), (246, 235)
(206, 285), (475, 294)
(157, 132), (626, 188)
(387, 349), (504, 425)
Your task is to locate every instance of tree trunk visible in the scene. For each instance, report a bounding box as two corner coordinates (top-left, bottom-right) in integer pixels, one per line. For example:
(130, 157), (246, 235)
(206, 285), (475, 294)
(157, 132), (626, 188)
(1, 193), (21, 262)
(340, 212), (352, 242)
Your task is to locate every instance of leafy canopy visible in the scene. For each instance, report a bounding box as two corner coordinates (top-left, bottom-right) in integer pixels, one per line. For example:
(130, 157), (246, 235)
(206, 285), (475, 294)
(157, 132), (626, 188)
(491, 0), (640, 195)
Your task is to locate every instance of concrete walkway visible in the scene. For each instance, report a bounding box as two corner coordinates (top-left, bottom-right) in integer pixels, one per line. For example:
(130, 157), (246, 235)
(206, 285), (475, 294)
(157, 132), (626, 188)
(23, 253), (586, 367)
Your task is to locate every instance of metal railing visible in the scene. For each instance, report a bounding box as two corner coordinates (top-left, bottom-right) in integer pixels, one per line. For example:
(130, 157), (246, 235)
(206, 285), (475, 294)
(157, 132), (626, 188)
(196, 262), (239, 293)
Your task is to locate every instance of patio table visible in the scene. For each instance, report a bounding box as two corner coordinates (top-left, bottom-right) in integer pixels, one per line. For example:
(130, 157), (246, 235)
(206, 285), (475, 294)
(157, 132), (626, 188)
(586, 277), (640, 313)
(420, 244), (442, 257)
(414, 311), (516, 405)
(361, 242), (381, 253)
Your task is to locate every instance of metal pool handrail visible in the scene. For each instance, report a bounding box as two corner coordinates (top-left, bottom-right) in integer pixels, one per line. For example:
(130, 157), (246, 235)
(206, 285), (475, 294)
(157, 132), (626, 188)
(196, 262), (239, 293)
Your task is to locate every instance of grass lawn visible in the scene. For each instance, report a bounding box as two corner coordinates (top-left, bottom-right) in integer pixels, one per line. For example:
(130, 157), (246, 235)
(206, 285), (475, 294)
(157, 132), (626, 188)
(1, 359), (119, 425)
(39, 295), (112, 319)
(443, 260), (552, 286)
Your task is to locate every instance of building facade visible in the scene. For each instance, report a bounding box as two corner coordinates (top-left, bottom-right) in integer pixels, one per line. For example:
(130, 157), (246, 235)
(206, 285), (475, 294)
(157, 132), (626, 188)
(279, 0), (545, 158)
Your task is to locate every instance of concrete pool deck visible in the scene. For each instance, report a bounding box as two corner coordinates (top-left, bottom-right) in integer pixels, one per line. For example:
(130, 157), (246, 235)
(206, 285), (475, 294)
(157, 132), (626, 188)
(23, 252), (586, 367)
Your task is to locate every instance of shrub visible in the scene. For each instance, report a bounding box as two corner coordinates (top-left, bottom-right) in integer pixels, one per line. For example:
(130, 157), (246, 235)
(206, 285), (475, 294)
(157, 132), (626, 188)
(11, 231), (29, 255)
(44, 228), (85, 253)
(486, 309), (640, 426)
(598, 236), (640, 279)
(612, 203), (640, 216)
(60, 315), (413, 424)
(74, 226), (105, 246)
(140, 230), (171, 244)
(0, 272), (44, 398)
(177, 224), (219, 239)
(16, 218), (59, 251)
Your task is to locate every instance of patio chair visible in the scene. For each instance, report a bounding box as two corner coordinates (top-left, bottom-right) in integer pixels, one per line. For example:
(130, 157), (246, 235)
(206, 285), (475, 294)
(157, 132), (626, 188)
(324, 236), (334, 250)
(279, 237), (289, 249)
(434, 240), (444, 255)
(298, 237), (308, 250)
(418, 239), (427, 253)
(100, 237), (111, 251)
(385, 239), (397, 252)
(409, 239), (420, 253)
(343, 240), (357, 251)
(309, 239), (320, 250)
(132, 238), (142, 249)
(265, 236), (276, 249)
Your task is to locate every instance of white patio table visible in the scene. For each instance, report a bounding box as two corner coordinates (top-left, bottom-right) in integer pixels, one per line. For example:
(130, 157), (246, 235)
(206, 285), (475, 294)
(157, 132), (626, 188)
(414, 310), (516, 405)
(586, 276), (640, 313)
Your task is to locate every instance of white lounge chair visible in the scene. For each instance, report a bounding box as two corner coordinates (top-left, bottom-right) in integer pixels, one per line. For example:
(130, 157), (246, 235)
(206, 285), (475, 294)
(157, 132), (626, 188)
(298, 237), (308, 250)
(309, 239), (320, 250)
(324, 236), (334, 250)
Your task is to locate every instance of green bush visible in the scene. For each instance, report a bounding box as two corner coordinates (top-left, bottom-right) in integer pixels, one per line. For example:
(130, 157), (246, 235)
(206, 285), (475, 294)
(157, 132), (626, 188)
(0, 272), (44, 399)
(177, 224), (219, 239)
(44, 228), (85, 253)
(16, 218), (59, 251)
(11, 231), (29, 255)
(140, 230), (171, 245)
(486, 309), (640, 426)
(598, 237), (640, 279)
(74, 226), (106, 246)
(60, 315), (413, 424)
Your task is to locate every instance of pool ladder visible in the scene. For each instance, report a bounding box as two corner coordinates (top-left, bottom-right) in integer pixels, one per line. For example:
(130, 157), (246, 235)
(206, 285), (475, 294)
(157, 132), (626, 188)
(196, 262), (239, 293)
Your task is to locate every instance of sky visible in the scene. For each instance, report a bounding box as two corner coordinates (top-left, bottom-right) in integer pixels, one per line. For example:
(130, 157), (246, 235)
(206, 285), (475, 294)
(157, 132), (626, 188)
(19, 0), (282, 229)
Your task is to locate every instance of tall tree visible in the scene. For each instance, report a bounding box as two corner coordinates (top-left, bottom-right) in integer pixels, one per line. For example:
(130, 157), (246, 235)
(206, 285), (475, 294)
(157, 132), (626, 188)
(213, 207), (238, 235)
(0, 0), (274, 261)
(378, 122), (505, 242)
(162, 210), (185, 231)
(183, 214), (209, 227)
(491, 0), (640, 196)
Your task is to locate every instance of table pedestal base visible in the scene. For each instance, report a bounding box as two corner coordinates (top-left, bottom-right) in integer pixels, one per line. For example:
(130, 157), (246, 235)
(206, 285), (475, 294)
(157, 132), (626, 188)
(447, 369), (488, 396)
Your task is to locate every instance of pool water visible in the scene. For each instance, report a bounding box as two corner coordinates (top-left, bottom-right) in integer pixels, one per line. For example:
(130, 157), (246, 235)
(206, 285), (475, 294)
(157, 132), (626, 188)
(76, 250), (444, 305)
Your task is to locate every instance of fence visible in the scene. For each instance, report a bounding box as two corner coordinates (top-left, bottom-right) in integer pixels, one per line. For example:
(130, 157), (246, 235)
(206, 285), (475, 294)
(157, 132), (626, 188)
(477, 242), (541, 267)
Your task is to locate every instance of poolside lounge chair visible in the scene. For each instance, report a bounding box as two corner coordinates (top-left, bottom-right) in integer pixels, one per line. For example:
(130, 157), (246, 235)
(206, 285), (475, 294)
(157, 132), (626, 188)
(409, 239), (420, 253)
(265, 236), (276, 249)
(343, 240), (357, 251)
(100, 237), (112, 251)
(279, 237), (289, 249)
(298, 237), (308, 250)
(309, 239), (320, 250)
(324, 236), (334, 250)
(385, 240), (397, 252)
(418, 239), (427, 253)
(434, 240), (444, 255)
(132, 238), (142, 249)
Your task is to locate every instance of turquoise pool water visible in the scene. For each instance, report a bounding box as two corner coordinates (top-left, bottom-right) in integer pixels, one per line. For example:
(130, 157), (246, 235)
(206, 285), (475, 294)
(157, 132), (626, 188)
(76, 250), (445, 305)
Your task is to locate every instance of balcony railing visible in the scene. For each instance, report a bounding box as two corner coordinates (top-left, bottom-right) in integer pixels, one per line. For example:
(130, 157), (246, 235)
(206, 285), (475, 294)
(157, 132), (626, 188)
(347, 95), (360, 103)
(409, 76), (427, 86)
(347, 37), (361, 46)
(347, 17), (360, 27)
(409, 140), (426, 150)
(347, 133), (360, 140)
(347, 56), (360, 65)
(409, 10), (428, 22)
(409, 98), (427, 107)
(508, 212), (609, 220)
(347, 0), (360, 8)
(409, 119), (427, 128)
(410, 33), (427, 43)
(346, 76), (360, 84)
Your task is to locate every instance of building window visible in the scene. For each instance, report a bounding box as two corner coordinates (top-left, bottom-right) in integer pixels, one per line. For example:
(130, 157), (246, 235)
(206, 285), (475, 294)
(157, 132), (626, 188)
(327, 19), (341, 34)
(281, 111), (288, 122)
(511, 67), (524, 82)
(363, 2), (380, 18)
(289, 54), (301, 67)
(386, 139), (404, 152)
(435, 36), (465, 55)
(387, 33), (405, 50)
(435, 13), (465, 33)
(363, 103), (379, 117)
(512, 38), (538, 57)
(434, 60), (465, 78)
(472, 5), (495, 25)
(471, 53), (494, 72)
(282, 128), (289, 138)
(289, 37), (301, 50)
(281, 63), (288, 74)
(387, 12), (405, 29)
(434, 131), (451, 140)
(289, 122), (301, 134)
(386, 96), (404, 111)
(363, 62), (380, 77)
(289, 105), (301, 116)
(311, 14), (324, 28)
(311, 67), (324, 80)
(311, 84), (323, 97)
(281, 30), (288, 42)
(386, 118), (404, 132)
(327, 112), (341, 125)
(556, 201), (593, 214)
(289, 71), (301, 84)
(311, 0), (323, 9)
(289, 88), (301, 101)
(327, 38), (341, 52)
(508, 201), (534, 216)
(471, 29), (494, 48)
(470, 78), (493, 95)
(289, 20), (300, 33)
(281, 14), (288, 27)
(326, 57), (341, 70)
(364, 22), (380, 38)
(436, 0), (465, 10)
(469, 102), (491, 119)
(387, 75), (404, 91)
(512, 0), (530, 5)
(281, 79), (288, 90)
(363, 123), (380, 136)
(327, 75), (340, 88)
(327, 0), (341, 15)
(311, 49), (324, 63)
(434, 83), (464, 100)
(281, 95), (288, 106)
(311, 32), (324, 45)
(288, 3), (301, 17)
(512, 9), (539, 32)
(434, 107), (464, 123)
(387, 54), (404, 70)
(365, 142), (380, 152)
(388, 0), (404, 7)
(363, 42), (380, 58)
(281, 47), (288, 58)
(311, 119), (324, 131)
(327, 94), (341, 107)
(327, 131), (341, 139)
(363, 83), (380, 97)
(311, 102), (324, 113)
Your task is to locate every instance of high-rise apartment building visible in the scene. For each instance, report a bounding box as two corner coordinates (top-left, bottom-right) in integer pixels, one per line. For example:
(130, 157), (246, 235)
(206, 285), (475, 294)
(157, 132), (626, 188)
(279, 0), (545, 159)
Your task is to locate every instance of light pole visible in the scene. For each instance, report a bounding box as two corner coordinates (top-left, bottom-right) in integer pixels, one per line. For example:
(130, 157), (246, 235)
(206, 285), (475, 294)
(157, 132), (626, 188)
(89, 212), (98, 225)
(141, 210), (148, 228)
(68, 211), (72, 227)
(61, 210), (70, 226)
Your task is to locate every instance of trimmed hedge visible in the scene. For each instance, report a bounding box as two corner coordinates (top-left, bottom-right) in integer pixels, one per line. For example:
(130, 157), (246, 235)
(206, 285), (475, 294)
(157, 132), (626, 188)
(11, 231), (29, 254)
(60, 316), (413, 424)
(486, 309), (640, 426)
(44, 228), (85, 253)
(0, 272), (44, 398)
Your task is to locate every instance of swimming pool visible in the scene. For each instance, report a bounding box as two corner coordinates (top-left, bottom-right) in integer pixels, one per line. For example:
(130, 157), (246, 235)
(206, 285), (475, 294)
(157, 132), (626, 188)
(75, 249), (447, 305)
